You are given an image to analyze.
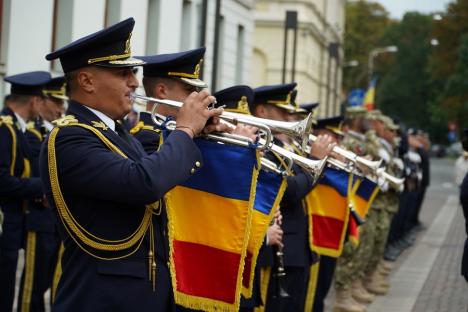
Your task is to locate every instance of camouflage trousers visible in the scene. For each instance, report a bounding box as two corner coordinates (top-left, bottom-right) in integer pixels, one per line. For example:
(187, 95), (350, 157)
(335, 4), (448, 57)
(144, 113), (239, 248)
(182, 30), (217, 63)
(364, 193), (399, 275)
(334, 207), (378, 290)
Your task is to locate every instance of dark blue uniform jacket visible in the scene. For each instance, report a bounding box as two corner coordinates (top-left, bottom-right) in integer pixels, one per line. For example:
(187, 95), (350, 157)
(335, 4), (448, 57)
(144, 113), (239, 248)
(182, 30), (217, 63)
(39, 101), (203, 312)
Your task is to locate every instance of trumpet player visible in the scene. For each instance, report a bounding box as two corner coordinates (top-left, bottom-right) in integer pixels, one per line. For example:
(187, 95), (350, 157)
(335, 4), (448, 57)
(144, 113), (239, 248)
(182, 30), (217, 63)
(361, 112), (403, 297)
(250, 83), (334, 312)
(40, 18), (228, 311)
(212, 85), (284, 312)
(306, 115), (347, 312)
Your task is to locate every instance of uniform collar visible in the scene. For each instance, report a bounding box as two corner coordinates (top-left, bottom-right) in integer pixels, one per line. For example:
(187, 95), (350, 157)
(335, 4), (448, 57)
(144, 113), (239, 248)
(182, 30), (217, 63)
(347, 129), (366, 141)
(14, 112), (27, 133)
(380, 138), (393, 151)
(83, 106), (116, 132)
(43, 120), (54, 132)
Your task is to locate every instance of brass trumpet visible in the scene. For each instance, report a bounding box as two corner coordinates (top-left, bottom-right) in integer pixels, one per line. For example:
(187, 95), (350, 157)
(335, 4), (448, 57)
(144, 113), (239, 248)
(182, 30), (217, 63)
(258, 138), (328, 184)
(375, 168), (405, 191)
(207, 132), (293, 175)
(130, 93), (314, 149)
(291, 140), (363, 177)
(308, 134), (382, 173)
(260, 157), (290, 176)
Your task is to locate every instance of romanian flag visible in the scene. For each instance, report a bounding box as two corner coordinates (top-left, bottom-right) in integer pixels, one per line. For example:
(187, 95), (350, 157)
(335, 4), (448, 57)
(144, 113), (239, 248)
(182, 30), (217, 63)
(165, 139), (259, 311)
(348, 177), (380, 244)
(305, 168), (352, 258)
(363, 78), (377, 111)
(242, 169), (286, 298)
(347, 176), (362, 245)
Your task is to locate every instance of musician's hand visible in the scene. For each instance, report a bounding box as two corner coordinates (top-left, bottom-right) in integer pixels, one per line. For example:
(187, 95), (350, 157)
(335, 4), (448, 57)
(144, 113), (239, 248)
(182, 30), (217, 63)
(267, 224), (283, 248)
(232, 124), (258, 141)
(309, 134), (335, 159)
(330, 151), (346, 163)
(177, 90), (223, 138)
(203, 117), (233, 134)
(274, 209), (283, 226)
(408, 135), (423, 149)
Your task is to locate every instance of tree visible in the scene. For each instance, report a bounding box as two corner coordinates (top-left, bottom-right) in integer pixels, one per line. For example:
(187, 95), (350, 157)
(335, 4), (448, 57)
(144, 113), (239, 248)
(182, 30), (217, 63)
(433, 34), (468, 132)
(376, 13), (433, 131)
(343, 1), (391, 90)
(428, 0), (468, 140)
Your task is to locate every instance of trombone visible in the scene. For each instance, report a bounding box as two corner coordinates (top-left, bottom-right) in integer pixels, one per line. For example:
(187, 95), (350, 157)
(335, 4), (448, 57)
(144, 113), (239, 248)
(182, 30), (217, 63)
(130, 93), (314, 150)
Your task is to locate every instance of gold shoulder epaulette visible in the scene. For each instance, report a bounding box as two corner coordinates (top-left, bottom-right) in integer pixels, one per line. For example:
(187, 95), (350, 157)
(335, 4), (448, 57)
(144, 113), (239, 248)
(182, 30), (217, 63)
(129, 121), (160, 135)
(129, 121), (144, 135)
(52, 115), (78, 128)
(0, 115), (14, 126)
(27, 121), (36, 129)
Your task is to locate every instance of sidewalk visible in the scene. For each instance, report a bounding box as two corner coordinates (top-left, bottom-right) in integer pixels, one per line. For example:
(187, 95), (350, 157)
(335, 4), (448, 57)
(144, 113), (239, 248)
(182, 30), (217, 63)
(367, 158), (468, 311)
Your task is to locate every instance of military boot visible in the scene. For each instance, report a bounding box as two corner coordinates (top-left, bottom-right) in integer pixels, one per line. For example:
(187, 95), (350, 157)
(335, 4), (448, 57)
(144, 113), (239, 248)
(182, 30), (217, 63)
(333, 288), (367, 312)
(364, 270), (389, 295)
(351, 279), (375, 304)
(379, 260), (393, 276)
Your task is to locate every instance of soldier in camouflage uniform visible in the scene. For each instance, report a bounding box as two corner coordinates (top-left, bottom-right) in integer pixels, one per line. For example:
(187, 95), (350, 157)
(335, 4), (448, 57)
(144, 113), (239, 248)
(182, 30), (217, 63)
(333, 106), (374, 312)
(362, 114), (402, 295)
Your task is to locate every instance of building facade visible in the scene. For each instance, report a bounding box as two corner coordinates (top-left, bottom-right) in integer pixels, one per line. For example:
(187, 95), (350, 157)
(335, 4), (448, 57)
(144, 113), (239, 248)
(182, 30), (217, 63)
(251, 0), (345, 117)
(0, 0), (255, 104)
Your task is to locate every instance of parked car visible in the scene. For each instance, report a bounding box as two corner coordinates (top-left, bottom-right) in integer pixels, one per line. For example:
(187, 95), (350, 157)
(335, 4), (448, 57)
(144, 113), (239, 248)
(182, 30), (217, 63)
(430, 144), (447, 158)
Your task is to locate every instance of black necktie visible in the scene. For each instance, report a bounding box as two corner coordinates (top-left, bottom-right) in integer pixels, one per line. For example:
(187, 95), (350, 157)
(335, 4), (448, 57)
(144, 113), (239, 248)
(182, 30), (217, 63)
(115, 121), (131, 143)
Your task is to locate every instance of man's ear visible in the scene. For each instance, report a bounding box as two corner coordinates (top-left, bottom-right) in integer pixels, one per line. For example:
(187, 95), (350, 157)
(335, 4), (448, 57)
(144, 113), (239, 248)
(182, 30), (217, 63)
(254, 104), (267, 118)
(76, 70), (95, 93)
(155, 82), (168, 99)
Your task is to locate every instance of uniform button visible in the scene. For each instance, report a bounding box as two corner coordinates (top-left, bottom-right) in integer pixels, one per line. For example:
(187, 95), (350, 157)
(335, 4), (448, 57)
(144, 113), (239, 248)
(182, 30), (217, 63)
(190, 168), (195, 174)
(195, 161), (201, 168)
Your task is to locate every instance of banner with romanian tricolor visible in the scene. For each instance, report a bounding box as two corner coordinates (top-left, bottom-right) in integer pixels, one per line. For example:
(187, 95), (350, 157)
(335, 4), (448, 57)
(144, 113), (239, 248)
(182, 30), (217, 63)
(348, 177), (380, 244)
(305, 167), (352, 258)
(242, 169), (286, 298)
(165, 139), (259, 312)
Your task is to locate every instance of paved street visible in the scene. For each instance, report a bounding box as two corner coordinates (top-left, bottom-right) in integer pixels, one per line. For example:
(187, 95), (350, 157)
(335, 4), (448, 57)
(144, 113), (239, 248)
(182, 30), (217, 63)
(324, 157), (468, 312)
(368, 157), (468, 312)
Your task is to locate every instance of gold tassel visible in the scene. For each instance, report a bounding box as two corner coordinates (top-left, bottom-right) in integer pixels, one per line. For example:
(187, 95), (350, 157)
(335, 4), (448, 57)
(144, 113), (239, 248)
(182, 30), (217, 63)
(148, 250), (153, 281)
(148, 219), (156, 292)
(152, 261), (157, 292)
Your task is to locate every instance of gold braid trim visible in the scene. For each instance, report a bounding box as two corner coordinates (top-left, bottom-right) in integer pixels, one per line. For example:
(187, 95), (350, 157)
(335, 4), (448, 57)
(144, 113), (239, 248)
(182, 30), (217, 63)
(0, 121), (17, 175)
(48, 123), (158, 260)
(129, 121), (161, 135)
(254, 267), (272, 312)
(21, 231), (37, 312)
(51, 243), (65, 303)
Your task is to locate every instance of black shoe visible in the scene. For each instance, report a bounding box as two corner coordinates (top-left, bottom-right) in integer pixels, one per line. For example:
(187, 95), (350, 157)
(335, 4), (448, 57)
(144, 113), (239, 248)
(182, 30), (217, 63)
(384, 245), (401, 261)
(413, 223), (426, 232)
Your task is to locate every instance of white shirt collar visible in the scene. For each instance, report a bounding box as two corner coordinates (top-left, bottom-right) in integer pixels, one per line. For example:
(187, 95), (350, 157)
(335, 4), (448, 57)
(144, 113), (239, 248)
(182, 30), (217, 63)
(14, 113), (27, 133)
(83, 106), (116, 132)
(347, 129), (366, 141)
(380, 138), (393, 151)
(43, 120), (54, 132)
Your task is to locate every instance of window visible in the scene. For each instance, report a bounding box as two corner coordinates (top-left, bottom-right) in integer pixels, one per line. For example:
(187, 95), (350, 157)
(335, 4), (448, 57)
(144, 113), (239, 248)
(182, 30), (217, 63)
(180, 0), (192, 50)
(146, 0), (160, 54)
(50, 0), (73, 71)
(235, 25), (244, 84)
(104, 0), (121, 28)
(0, 0), (3, 61)
(215, 15), (224, 89)
(0, 0), (6, 65)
